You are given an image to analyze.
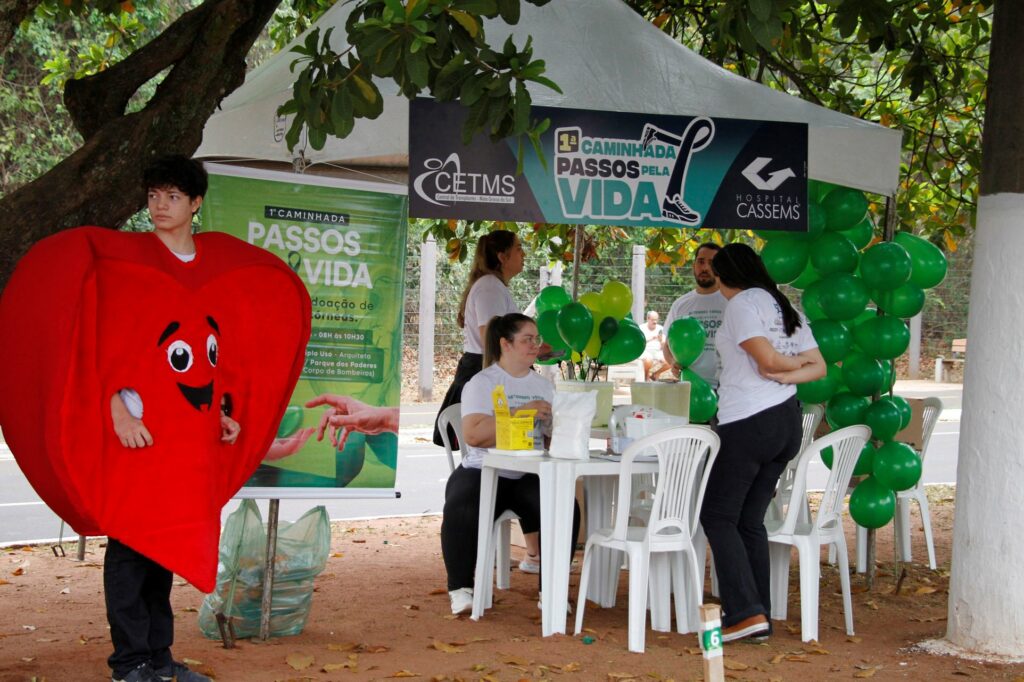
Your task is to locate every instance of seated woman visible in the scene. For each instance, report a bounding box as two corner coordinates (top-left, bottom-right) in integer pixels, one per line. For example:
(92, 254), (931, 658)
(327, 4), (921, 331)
(441, 313), (580, 615)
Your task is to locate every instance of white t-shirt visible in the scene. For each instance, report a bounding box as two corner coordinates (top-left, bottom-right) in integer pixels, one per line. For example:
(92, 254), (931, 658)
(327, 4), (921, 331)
(715, 288), (817, 425)
(642, 323), (664, 355)
(664, 290), (728, 387)
(460, 364), (553, 477)
(463, 274), (518, 354)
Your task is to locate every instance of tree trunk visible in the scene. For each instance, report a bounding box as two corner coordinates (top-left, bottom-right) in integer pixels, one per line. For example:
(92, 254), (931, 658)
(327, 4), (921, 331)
(0, 0), (281, 292)
(0, 1), (42, 55)
(946, 0), (1024, 656)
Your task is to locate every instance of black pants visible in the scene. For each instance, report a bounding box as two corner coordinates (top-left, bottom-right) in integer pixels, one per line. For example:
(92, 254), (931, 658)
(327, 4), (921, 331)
(432, 352), (483, 448)
(699, 396), (802, 627)
(441, 465), (581, 591)
(104, 538), (174, 677)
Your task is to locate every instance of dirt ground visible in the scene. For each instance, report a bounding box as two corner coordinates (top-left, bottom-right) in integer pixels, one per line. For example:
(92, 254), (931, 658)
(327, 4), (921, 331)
(3, 486), (1024, 682)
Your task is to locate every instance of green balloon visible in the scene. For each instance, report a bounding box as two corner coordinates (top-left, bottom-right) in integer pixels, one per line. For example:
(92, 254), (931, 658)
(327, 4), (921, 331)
(822, 187), (868, 231)
(826, 392), (869, 429)
(579, 291), (605, 319)
(859, 241), (912, 292)
(871, 282), (925, 319)
(790, 260), (821, 290)
(879, 395), (913, 431)
(872, 441), (922, 491)
(850, 476), (896, 529)
(839, 217), (875, 250)
(817, 273), (869, 321)
(761, 238), (810, 284)
(801, 281), (828, 321)
(810, 232), (860, 276)
(601, 280), (633, 320)
(809, 180), (838, 204)
(797, 363), (841, 404)
(893, 232), (948, 289)
(682, 369), (718, 424)
(556, 302), (594, 353)
(853, 315), (910, 360)
(537, 309), (570, 352)
(821, 442), (874, 477)
(790, 201), (827, 242)
(810, 319), (852, 364)
(842, 352), (885, 396)
(598, 316), (619, 343)
(863, 399), (903, 441)
(666, 317), (706, 367)
(597, 322), (645, 365)
(535, 285), (572, 315)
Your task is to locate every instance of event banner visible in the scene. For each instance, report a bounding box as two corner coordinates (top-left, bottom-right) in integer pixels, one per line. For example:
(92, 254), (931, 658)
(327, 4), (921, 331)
(202, 164), (408, 497)
(409, 98), (807, 233)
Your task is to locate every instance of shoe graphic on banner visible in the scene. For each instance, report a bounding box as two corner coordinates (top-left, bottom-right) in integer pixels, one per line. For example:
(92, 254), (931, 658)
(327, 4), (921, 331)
(661, 194), (701, 225)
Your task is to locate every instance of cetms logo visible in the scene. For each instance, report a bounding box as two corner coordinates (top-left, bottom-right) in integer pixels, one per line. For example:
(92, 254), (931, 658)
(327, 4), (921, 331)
(413, 153), (515, 207)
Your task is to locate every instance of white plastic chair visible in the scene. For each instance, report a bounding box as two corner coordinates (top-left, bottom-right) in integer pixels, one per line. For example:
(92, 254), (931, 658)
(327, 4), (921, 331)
(767, 424), (871, 643)
(895, 397), (943, 568)
(574, 426), (720, 653)
(855, 397), (942, 571)
(437, 403), (519, 596)
(766, 404), (825, 524)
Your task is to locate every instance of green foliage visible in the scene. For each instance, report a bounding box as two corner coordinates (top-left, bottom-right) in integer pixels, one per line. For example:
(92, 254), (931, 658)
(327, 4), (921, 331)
(279, 0), (558, 153)
(627, 0), (990, 250)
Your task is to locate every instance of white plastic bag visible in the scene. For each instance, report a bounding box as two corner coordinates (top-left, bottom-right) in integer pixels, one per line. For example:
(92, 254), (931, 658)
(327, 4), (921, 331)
(549, 389), (597, 460)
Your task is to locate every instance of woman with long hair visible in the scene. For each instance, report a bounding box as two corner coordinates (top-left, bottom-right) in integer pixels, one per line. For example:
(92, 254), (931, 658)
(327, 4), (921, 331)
(441, 313), (580, 615)
(699, 242), (825, 642)
(433, 229), (524, 448)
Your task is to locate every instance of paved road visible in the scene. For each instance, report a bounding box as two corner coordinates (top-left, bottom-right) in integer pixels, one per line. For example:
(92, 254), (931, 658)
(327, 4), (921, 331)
(0, 382), (965, 546)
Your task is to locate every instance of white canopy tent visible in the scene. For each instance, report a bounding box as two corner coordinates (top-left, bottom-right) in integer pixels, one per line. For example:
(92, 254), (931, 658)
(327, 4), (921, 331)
(197, 0), (901, 197)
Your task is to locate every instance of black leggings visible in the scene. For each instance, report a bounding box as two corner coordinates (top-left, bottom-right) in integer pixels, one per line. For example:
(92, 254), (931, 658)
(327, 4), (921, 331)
(441, 465), (580, 591)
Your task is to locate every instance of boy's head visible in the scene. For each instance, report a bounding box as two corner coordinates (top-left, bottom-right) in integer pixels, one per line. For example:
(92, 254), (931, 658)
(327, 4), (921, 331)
(143, 155), (208, 199)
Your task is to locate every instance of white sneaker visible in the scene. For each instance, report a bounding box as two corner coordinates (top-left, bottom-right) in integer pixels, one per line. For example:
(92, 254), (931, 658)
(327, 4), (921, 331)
(449, 587), (474, 615)
(519, 553), (540, 574)
(537, 592), (572, 614)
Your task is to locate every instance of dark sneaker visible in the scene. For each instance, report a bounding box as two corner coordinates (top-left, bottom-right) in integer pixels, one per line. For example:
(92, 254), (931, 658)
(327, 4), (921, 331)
(153, 661), (211, 682)
(721, 614), (770, 643)
(113, 663), (159, 682)
(661, 194), (701, 225)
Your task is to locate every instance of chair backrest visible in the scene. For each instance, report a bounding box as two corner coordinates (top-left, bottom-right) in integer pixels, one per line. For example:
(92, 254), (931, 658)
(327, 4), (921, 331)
(437, 403), (464, 473)
(781, 424), (871, 536)
(773, 404), (825, 508)
(917, 397), (943, 462)
(610, 426), (720, 544)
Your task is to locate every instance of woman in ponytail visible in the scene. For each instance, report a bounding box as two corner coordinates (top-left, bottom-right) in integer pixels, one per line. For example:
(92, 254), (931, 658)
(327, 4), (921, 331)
(699, 242), (825, 643)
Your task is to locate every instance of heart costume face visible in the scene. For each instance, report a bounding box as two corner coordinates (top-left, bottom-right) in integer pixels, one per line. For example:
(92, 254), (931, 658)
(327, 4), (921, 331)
(0, 227), (310, 592)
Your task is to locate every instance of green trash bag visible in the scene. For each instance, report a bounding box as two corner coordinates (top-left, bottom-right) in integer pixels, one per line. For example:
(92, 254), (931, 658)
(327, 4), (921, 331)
(198, 500), (330, 640)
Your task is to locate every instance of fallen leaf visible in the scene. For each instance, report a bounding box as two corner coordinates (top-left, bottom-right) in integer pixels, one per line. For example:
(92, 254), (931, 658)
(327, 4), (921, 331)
(182, 658), (202, 667)
(428, 588), (447, 595)
(59, 588), (70, 595)
(865, 600), (879, 610)
(286, 652), (314, 670)
(36, 638), (59, 643)
(562, 662), (581, 672)
(352, 540), (366, 544)
(21, 657), (35, 663)
(363, 644), (390, 653)
(723, 659), (749, 670)
(389, 670), (418, 678)
(331, 552), (344, 558)
(915, 586), (938, 595)
(784, 655), (809, 663)
(12, 567), (24, 576)
(809, 646), (830, 655)
(403, 604), (420, 611)
(323, 662), (356, 671)
(847, 636), (863, 643)
(326, 642), (358, 652)
(854, 667), (878, 678)
(22, 625), (36, 631)
(501, 654), (529, 665)
(432, 640), (464, 654)
(0, 579), (10, 585)
(769, 653), (786, 664)
(607, 674), (643, 681)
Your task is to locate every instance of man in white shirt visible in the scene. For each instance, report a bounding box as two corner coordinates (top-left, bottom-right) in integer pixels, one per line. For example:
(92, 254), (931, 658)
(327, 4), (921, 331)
(640, 310), (666, 381)
(662, 242), (728, 388)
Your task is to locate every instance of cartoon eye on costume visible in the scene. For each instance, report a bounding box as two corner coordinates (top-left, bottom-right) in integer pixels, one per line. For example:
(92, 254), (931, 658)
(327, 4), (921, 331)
(207, 334), (218, 367)
(167, 340), (193, 373)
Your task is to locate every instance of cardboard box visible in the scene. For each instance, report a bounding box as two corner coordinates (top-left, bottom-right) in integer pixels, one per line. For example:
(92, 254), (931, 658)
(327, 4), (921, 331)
(813, 396), (927, 450)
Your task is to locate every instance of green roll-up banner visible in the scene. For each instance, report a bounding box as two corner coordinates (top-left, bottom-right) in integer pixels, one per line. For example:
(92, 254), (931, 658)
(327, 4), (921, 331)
(202, 163), (408, 498)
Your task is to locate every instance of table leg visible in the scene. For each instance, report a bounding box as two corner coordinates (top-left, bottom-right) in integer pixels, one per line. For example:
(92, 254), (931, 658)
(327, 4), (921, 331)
(471, 466), (499, 620)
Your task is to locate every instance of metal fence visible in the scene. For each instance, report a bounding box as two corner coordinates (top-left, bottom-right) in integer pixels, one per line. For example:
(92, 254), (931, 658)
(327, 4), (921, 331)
(400, 232), (973, 402)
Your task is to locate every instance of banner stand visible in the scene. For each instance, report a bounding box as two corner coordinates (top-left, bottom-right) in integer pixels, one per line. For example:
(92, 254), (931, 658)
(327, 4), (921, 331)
(259, 499), (280, 641)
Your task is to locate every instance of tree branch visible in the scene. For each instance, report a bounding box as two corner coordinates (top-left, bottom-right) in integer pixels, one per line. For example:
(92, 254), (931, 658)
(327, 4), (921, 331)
(0, 0), (41, 55)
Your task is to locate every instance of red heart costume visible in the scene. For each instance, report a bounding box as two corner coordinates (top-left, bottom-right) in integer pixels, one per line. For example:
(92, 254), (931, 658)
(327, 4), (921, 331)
(0, 227), (310, 592)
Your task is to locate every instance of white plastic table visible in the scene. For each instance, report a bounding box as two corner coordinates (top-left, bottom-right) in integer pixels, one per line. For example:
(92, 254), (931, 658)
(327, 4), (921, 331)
(470, 450), (657, 636)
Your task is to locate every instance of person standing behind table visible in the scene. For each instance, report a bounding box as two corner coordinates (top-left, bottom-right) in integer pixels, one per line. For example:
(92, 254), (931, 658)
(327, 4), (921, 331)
(433, 230), (524, 449)
(441, 313), (581, 615)
(663, 242), (727, 387)
(640, 310), (666, 381)
(698, 243), (825, 642)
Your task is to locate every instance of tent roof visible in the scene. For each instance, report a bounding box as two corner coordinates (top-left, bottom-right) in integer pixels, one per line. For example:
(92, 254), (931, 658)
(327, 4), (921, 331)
(197, 0), (901, 196)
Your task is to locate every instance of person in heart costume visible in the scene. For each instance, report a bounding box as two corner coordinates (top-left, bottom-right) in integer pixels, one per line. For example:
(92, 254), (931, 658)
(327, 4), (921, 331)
(0, 157), (311, 682)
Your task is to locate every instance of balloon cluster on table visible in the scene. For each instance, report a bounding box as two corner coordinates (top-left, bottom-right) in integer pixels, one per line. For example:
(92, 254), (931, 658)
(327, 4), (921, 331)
(664, 318), (718, 424)
(761, 181), (948, 530)
(533, 281), (646, 380)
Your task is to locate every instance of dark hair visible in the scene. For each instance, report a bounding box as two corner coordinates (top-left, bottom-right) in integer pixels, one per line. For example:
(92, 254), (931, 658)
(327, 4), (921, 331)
(457, 229), (519, 328)
(482, 313), (535, 368)
(143, 155), (208, 199)
(712, 243), (802, 336)
(694, 242), (721, 257)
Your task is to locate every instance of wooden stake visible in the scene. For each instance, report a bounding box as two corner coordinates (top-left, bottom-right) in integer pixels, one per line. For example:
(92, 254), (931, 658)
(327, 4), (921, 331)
(700, 603), (725, 682)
